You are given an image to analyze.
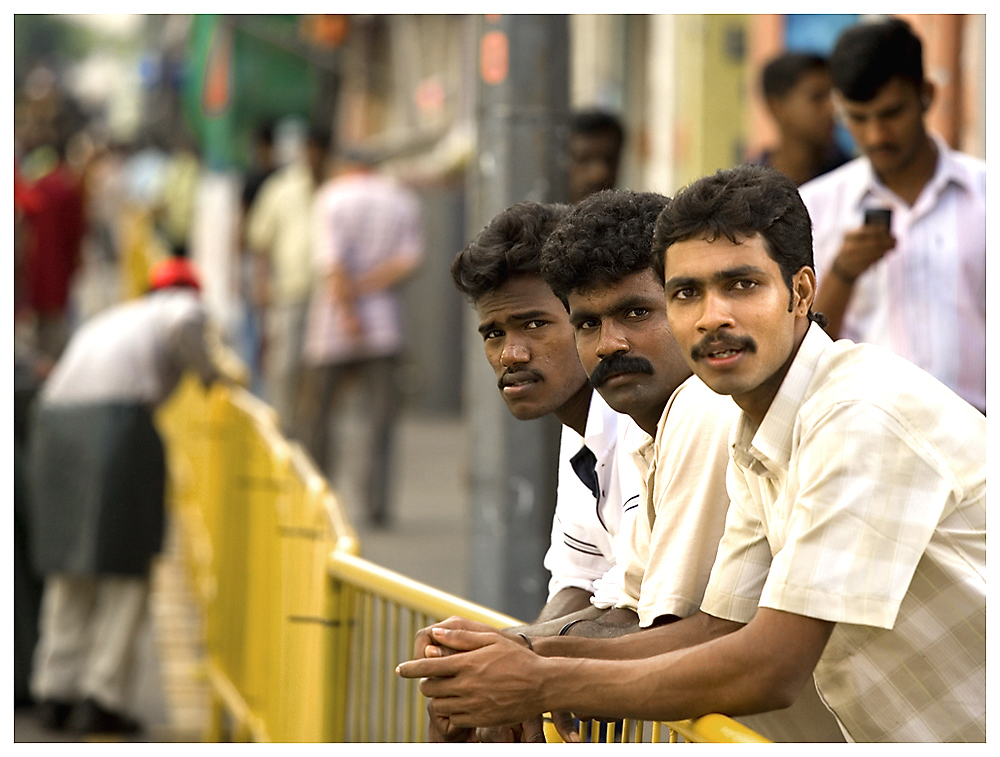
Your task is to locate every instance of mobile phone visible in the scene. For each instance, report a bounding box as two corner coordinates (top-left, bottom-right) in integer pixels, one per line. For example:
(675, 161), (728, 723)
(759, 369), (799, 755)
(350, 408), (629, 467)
(864, 208), (892, 228)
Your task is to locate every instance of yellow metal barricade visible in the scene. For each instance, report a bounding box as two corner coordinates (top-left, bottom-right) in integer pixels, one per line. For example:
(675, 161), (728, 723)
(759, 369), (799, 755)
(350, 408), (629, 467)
(157, 376), (769, 743)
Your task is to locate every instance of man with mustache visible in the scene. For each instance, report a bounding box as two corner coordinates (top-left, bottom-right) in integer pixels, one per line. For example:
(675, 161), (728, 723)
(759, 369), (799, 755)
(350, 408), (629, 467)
(435, 189), (843, 741)
(536, 189), (737, 641)
(398, 165), (985, 742)
(453, 201), (644, 636)
(445, 201), (646, 741)
(800, 17), (985, 413)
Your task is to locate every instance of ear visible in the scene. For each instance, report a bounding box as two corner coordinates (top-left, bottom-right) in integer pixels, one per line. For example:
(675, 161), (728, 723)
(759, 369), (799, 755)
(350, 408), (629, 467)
(791, 266), (816, 317)
(764, 95), (784, 121)
(920, 80), (935, 112)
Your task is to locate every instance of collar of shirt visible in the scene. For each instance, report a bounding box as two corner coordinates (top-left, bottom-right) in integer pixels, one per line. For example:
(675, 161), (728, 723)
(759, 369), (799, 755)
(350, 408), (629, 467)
(628, 420), (655, 484)
(581, 390), (620, 461)
(848, 134), (978, 215)
(731, 324), (833, 479)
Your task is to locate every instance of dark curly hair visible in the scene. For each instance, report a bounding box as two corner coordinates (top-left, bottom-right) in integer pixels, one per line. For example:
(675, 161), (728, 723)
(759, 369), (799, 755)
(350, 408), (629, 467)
(829, 17), (924, 103)
(451, 202), (571, 303)
(652, 164), (826, 326)
(540, 189), (670, 303)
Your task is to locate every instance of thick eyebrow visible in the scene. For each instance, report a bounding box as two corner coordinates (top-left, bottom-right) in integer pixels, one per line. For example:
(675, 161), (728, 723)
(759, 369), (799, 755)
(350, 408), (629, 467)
(477, 308), (551, 336)
(570, 293), (660, 327)
(665, 265), (768, 291)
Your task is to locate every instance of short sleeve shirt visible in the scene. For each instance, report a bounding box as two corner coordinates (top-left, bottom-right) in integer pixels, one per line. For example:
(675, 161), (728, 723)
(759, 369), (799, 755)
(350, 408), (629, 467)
(617, 376), (738, 625)
(701, 324), (986, 742)
(544, 391), (643, 607)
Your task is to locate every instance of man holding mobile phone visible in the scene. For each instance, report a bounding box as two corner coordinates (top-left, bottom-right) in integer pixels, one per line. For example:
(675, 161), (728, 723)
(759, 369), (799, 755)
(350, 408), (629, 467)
(800, 18), (985, 413)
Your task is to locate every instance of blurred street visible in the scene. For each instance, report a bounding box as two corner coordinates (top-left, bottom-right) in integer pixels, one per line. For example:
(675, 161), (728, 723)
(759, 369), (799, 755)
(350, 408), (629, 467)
(14, 409), (469, 743)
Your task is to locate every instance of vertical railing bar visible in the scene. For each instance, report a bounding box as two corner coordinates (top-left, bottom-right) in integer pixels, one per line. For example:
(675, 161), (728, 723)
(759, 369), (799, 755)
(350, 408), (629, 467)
(404, 609), (416, 740)
(349, 589), (361, 742)
(375, 597), (386, 742)
(388, 602), (400, 742)
(416, 612), (428, 743)
(362, 592), (374, 742)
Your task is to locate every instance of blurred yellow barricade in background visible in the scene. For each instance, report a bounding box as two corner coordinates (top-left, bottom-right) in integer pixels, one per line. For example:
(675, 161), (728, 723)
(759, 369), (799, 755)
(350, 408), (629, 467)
(156, 376), (769, 743)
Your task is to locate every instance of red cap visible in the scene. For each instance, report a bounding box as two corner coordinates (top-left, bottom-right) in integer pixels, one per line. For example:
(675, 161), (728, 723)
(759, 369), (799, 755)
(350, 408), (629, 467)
(149, 257), (202, 292)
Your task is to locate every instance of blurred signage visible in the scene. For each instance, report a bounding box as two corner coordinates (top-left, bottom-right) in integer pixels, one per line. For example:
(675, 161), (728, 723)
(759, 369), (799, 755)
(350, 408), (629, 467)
(300, 14), (349, 48)
(202, 22), (233, 117)
(480, 30), (508, 85)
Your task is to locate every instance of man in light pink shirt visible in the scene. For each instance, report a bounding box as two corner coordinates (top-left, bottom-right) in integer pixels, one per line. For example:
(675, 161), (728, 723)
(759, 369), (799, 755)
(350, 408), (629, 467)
(296, 148), (423, 527)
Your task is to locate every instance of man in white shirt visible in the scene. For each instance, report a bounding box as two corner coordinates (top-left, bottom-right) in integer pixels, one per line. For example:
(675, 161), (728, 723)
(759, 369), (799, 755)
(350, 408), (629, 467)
(800, 18), (985, 412)
(451, 202), (642, 636)
(399, 165), (985, 743)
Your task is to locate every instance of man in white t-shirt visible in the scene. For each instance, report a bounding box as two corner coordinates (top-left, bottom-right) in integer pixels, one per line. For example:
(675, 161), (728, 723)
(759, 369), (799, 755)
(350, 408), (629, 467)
(800, 18), (985, 412)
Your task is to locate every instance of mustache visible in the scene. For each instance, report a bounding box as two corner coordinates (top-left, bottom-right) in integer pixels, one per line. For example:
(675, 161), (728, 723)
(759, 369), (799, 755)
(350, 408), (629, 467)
(691, 333), (757, 361)
(589, 352), (655, 388)
(498, 369), (543, 390)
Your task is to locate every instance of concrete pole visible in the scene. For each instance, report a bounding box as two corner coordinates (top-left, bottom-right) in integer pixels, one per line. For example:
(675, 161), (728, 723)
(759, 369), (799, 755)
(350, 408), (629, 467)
(464, 14), (569, 621)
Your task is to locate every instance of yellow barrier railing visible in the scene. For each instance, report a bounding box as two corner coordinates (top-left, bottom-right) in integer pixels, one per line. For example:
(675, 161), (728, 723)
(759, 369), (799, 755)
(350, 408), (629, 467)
(157, 376), (769, 743)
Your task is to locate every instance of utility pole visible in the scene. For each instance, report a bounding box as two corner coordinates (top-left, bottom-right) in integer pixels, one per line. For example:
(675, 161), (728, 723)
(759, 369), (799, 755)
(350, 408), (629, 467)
(464, 14), (570, 622)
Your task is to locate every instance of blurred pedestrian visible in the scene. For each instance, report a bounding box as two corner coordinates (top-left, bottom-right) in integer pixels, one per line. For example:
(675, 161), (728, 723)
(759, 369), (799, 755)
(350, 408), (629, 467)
(297, 148), (423, 528)
(801, 17), (986, 413)
(157, 131), (201, 258)
(233, 122), (279, 397)
(16, 136), (86, 361)
(751, 52), (851, 185)
(27, 256), (245, 735)
(567, 109), (625, 203)
(241, 122), (278, 214)
(245, 126), (330, 431)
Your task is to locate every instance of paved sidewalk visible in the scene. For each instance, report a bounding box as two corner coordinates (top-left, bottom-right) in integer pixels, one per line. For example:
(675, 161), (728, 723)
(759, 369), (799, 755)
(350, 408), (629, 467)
(13, 409), (470, 743)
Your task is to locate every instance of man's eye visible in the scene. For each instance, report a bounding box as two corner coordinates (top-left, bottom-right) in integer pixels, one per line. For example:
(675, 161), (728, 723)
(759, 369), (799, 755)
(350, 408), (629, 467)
(671, 288), (694, 300)
(524, 320), (548, 330)
(483, 330), (503, 340)
(626, 308), (649, 319)
(733, 279), (757, 291)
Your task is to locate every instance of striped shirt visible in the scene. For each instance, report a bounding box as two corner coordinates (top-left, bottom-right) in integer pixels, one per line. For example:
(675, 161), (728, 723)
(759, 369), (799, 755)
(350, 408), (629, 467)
(800, 136), (986, 411)
(701, 324), (986, 742)
(303, 171), (423, 365)
(545, 391), (643, 608)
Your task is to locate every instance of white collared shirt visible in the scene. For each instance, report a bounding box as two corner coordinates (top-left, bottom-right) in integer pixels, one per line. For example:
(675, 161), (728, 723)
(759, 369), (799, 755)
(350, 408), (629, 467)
(800, 136), (986, 411)
(544, 391), (643, 607)
(701, 324), (986, 742)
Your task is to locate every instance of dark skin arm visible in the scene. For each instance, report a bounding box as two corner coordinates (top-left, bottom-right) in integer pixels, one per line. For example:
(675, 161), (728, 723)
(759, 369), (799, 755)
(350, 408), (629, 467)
(815, 223), (895, 338)
(416, 588), (592, 743)
(398, 608), (834, 729)
(415, 597), (642, 742)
